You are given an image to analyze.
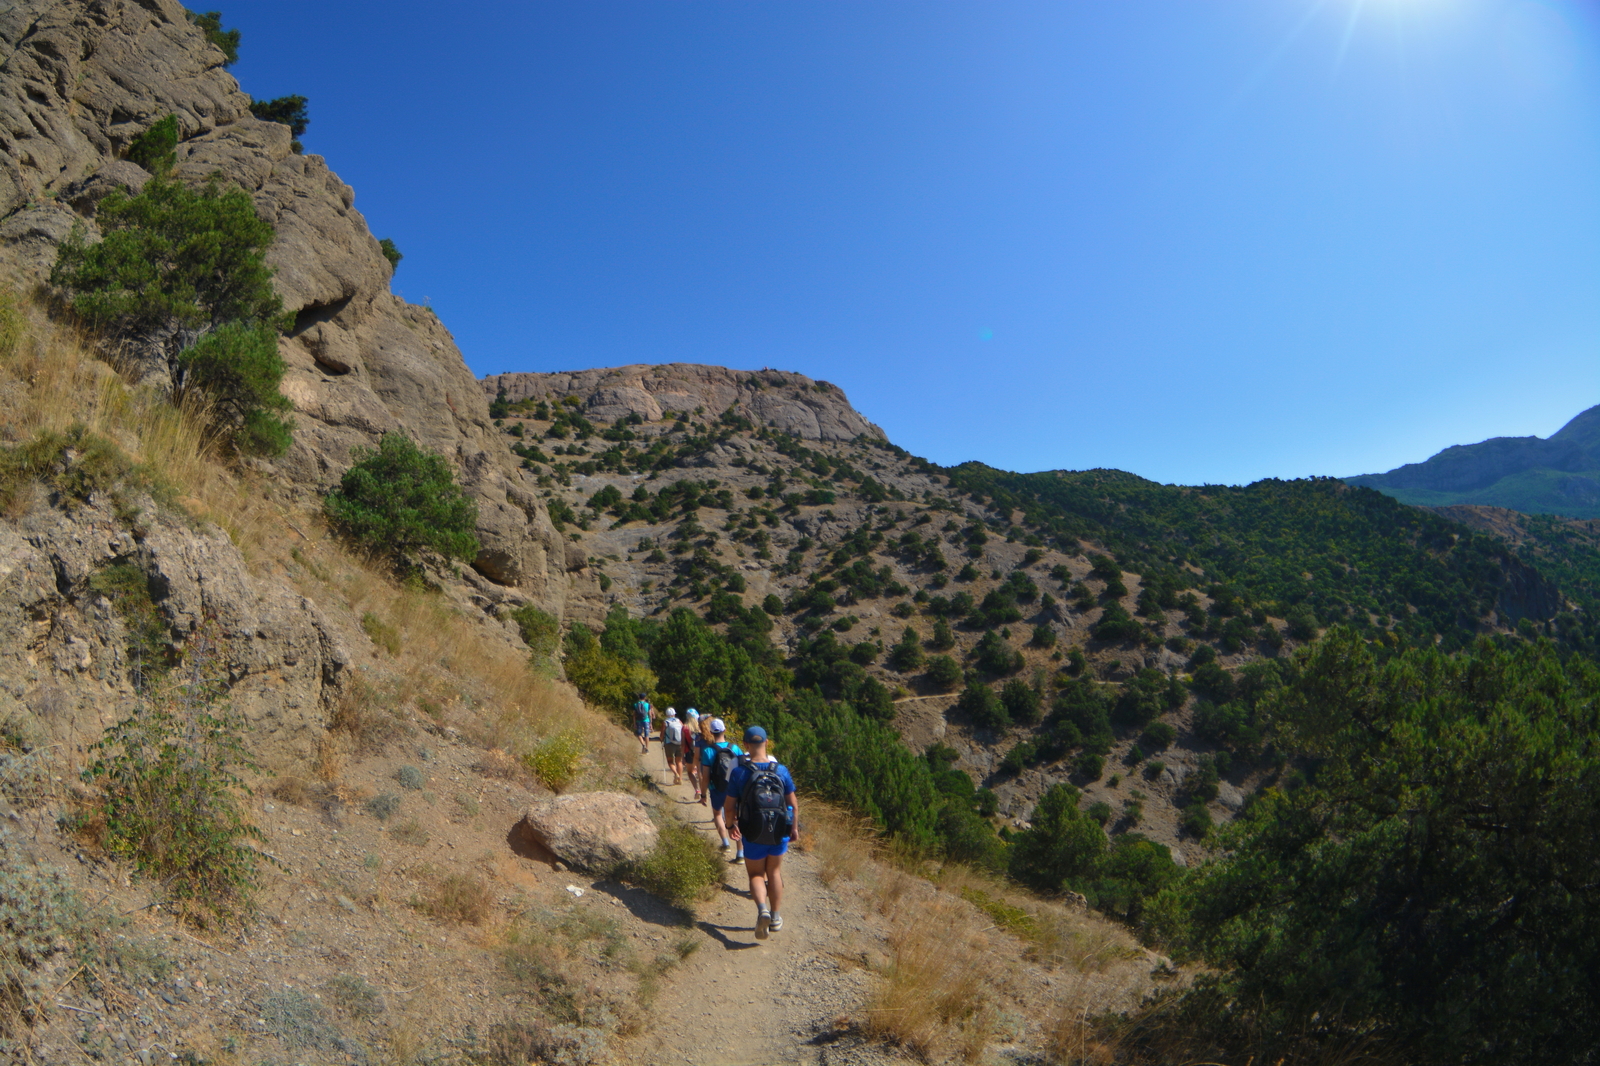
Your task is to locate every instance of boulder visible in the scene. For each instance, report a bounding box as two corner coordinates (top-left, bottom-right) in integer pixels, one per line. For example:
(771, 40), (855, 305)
(519, 792), (658, 872)
(1216, 782), (1246, 812)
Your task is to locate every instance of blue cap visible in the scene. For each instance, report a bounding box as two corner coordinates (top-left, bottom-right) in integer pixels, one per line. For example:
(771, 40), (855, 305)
(743, 725), (768, 744)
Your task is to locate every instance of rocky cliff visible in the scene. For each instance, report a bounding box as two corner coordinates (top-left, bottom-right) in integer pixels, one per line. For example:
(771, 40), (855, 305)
(0, 0), (574, 758)
(483, 364), (885, 443)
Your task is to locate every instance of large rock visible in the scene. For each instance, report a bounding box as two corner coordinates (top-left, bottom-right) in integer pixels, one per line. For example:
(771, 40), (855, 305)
(483, 365), (887, 443)
(519, 793), (659, 873)
(0, 489), (348, 761)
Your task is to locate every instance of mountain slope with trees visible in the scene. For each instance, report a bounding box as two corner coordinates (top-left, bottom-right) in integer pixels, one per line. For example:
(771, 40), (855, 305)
(1348, 402), (1600, 518)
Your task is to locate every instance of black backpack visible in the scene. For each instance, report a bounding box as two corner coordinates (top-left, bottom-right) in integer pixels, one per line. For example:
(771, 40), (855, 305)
(709, 743), (740, 791)
(737, 762), (792, 846)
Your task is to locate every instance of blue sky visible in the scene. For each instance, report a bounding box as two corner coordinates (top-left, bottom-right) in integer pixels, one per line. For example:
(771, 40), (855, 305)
(223, 0), (1600, 485)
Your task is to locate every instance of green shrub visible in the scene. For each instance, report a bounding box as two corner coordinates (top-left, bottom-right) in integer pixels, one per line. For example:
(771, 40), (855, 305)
(1000, 677), (1041, 725)
(522, 729), (586, 792)
(956, 682), (1007, 730)
(178, 321), (293, 455)
(360, 610), (401, 656)
(51, 174), (289, 455)
(249, 94), (309, 137)
(90, 561), (171, 688)
(926, 654), (961, 690)
(1178, 802), (1212, 839)
(80, 630), (273, 924)
(1086, 801), (1113, 824)
(629, 818), (722, 908)
(1142, 721), (1176, 750)
(395, 765), (424, 791)
(126, 115), (178, 175)
(363, 792), (401, 821)
(1076, 752), (1104, 781)
(187, 10), (240, 66)
(509, 605), (560, 669)
(323, 432), (479, 564)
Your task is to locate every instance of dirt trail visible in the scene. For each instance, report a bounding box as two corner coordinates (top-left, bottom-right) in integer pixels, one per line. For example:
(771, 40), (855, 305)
(619, 743), (893, 1066)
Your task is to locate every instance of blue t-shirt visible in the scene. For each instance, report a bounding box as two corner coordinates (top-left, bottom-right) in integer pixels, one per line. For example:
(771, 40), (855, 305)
(700, 740), (744, 768)
(726, 760), (796, 804)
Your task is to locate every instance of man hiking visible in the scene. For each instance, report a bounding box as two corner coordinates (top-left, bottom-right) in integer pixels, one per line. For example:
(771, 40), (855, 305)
(661, 707), (685, 786)
(699, 718), (744, 860)
(725, 725), (798, 940)
(632, 692), (652, 755)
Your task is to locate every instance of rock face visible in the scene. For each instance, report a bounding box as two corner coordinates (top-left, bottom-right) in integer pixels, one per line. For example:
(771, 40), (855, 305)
(0, 489), (347, 758)
(483, 365), (886, 443)
(519, 793), (659, 873)
(0, 0), (571, 620)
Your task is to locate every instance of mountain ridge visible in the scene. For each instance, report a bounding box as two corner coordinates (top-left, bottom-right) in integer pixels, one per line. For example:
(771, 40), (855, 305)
(1348, 403), (1600, 517)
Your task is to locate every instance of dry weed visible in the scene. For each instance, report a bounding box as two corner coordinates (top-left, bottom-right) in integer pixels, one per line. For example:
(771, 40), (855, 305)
(313, 733), (348, 783)
(863, 896), (996, 1062)
(418, 872), (492, 925)
(800, 797), (876, 887)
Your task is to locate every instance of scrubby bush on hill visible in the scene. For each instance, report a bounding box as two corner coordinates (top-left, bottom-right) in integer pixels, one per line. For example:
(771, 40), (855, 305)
(51, 167), (291, 455)
(323, 432), (479, 565)
(79, 625), (274, 925)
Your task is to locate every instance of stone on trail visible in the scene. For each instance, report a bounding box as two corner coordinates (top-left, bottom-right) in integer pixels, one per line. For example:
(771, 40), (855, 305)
(520, 792), (658, 872)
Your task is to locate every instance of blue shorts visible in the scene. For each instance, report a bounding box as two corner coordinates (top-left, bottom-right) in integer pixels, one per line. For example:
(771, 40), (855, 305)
(709, 789), (728, 811)
(743, 839), (789, 861)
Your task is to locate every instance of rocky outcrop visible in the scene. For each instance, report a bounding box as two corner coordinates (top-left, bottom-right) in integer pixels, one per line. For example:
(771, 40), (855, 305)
(0, 488), (347, 759)
(518, 793), (659, 873)
(0, 0), (572, 623)
(483, 365), (886, 443)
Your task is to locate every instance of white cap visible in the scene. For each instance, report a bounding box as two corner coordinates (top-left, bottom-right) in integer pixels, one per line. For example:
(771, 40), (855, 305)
(686, 708), (699, 719)
(710, 718), (726, 733)
(666, 708), (677, 718)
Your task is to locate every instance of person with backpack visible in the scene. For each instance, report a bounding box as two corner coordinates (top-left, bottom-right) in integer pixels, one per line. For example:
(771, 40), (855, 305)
(725, 725), (798, 940)
(632, 692), (652, 755)
(699, 718), (744, 860)
(683, 709), (703, 800)
(661, 708), (685, 786)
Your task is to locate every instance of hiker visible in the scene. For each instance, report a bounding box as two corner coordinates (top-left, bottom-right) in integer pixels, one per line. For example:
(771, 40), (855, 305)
(683, 709), (703, 800)
(699, 718), (745, 860)
(632, 692), (652, 755)
(662, 707), (684, 785)
(694, 712), (716, 806)
(725, 725), (798, 940)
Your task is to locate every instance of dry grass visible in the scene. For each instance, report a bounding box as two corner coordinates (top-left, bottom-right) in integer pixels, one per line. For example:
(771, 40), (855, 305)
(863, 894), (997, 1063)
(798, 797), (878, 888)
(932, 864), (1141, 973)
(418, 872), (493, 925)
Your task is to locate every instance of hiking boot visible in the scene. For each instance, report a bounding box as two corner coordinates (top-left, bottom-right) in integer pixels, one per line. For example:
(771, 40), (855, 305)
(769, 913), (783, 933)
(720, 838), (731, 851)
(755, 910), (771, 940)
(731, 853), (744, 865)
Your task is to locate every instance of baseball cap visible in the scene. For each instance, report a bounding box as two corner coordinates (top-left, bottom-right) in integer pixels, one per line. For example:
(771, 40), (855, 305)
(686, 708), (699, 719)
(710, 718), (726, 734)
(666, 708), (677, 718)
(743, 725), (768, 744)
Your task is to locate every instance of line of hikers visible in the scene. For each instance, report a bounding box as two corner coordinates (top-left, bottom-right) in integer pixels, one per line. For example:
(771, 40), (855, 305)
(635, 694), (798, 940)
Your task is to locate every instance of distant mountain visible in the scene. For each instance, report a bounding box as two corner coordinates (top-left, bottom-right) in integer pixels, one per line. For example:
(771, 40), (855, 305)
(1347, 404), (1600, 518)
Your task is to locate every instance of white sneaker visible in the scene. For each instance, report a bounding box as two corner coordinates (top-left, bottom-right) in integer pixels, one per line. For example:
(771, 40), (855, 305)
(769, 913), (783, 933)
(755, 910), (771, 940)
